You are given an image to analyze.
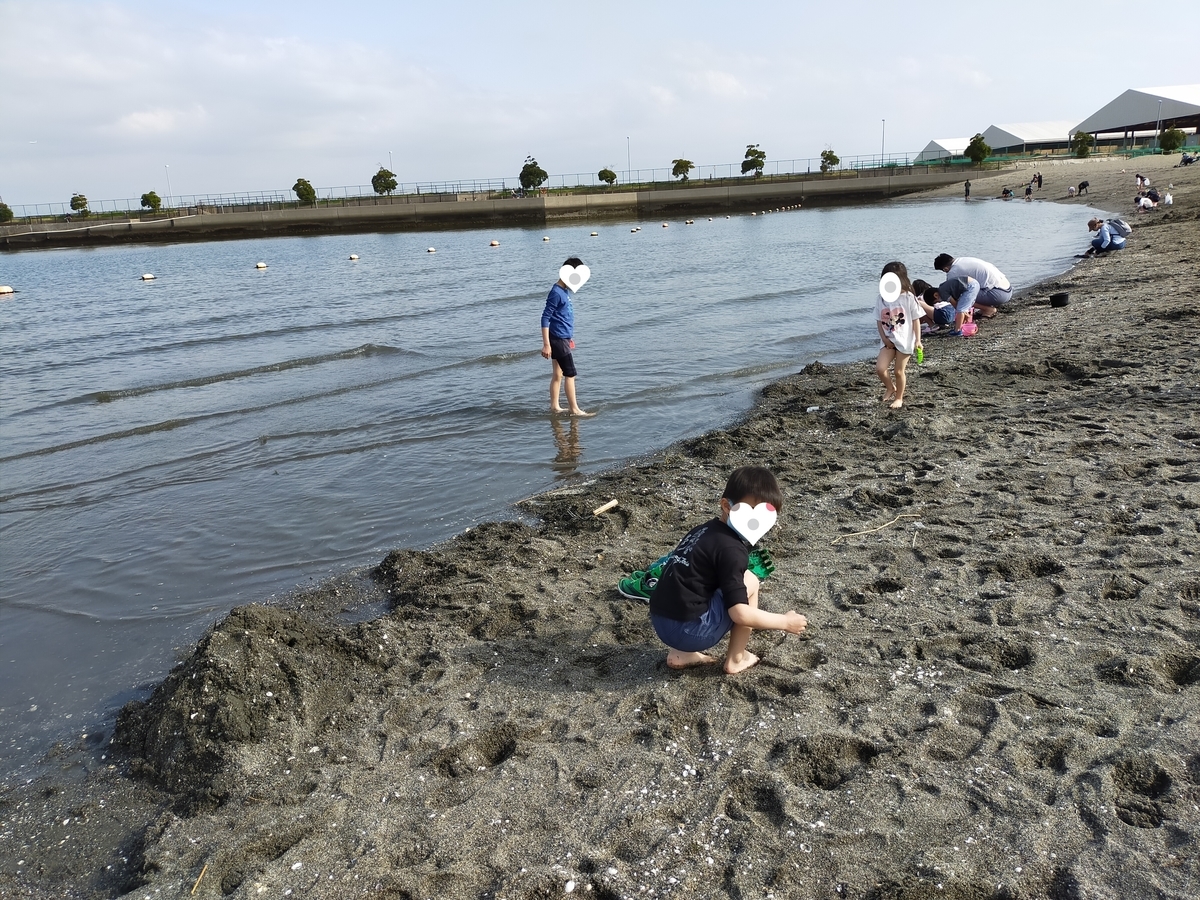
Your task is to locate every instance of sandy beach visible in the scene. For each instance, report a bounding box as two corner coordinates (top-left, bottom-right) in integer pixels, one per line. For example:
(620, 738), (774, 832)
(2, 153), (1197, 900)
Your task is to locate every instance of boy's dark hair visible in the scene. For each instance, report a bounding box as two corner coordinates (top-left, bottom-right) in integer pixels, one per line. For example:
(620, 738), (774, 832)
(563, 256), (584, 267)
(912, 278), (932, 296)
(880, 260), (913, 295)
(923, 286), (939, 304)
(723, 466), (783, 512)
(933, 253), (954, 271)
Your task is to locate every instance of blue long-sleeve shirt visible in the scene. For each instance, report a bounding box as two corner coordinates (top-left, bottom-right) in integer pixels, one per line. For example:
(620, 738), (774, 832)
(1092, 223), (1125, 251)
(540, 283), (574, 339)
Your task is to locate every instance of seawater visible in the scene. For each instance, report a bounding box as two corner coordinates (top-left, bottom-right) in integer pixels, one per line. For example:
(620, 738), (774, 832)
(0, 198), (1099, 770)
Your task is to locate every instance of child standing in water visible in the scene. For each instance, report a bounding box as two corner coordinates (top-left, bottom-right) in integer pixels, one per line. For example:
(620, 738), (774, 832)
(540, 256), (594, 417)
(876, 261), (922, 409)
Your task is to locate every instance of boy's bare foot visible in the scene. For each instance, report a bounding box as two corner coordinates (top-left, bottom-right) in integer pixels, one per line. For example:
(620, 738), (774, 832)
(881, 392), (895, 404)
(551, 406), (567, 414)
(569, 408), (595, 417)
(666, 650), (719, 669)
(889, 398), (904, 409)
(724, 651), (760, 675)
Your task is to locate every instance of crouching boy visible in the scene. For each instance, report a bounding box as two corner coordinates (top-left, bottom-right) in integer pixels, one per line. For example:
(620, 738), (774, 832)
(649, 466), (808, 674)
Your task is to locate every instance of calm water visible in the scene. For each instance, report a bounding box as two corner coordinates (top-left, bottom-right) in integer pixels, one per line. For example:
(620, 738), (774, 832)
(0, 198), (1098, 771)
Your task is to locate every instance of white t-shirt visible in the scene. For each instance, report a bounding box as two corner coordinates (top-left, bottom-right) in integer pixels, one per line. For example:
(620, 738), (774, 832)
(947, 256), (1010, 291)
(877, 290), (921, 355)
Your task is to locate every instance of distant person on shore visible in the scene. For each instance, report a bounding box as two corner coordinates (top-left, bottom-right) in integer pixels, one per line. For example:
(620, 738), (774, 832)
(964, 180), (971, 200)
(1085, 218), (1126, 255)
(1001, 187), (1015, 199)
(1135, 194), (1156, 213)
(540, 257), (594, 417)
(934, 253), (1012, 313)
(1078, 180), (1090, 195)
(1025, 184), (1033, 200)
(1037, 172), (1043, 190)
(647, 466), (807, 674)
(876, 261), (922, 408)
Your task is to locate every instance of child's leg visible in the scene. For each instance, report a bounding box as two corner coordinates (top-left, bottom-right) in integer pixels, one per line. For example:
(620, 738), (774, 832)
(549, 360), (565, 412)
(876, 346), (897, 401)
(563, 376), (593, 417)
(725, 570), (761, 674)
(890, 353), (912, 408)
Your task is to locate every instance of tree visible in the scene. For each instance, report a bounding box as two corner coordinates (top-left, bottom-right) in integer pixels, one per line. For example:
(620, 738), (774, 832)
(741, 143), (766, 177)
(0, 202), (13, 224)
(68, 193), (89, 217)
(597, 167), (617, 186)
(819, 148), (840, 174)
(140, 191), (161, 211)
(372, 167), (398, 195)
(964, 134), (991, 166)
(671, 159), (695, 182)
(1159, 127), (1186, 154)
(519, 156), (549, 191)
(293, 178), (317, 204)
(1071, 131), (1094, 159)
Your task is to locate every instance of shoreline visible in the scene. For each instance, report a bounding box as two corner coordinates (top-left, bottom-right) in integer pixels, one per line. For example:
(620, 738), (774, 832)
(2, 153), (1197, 900)
(0, 167), (975, 250)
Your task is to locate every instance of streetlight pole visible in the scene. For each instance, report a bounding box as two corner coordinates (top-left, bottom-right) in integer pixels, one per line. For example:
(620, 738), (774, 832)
(388, 150), (393, 171)
(881, 119), (886, 166)
(627, 137), (630, 180)
(164, 165), (172, 211)
(1154, 100), (1163, 151)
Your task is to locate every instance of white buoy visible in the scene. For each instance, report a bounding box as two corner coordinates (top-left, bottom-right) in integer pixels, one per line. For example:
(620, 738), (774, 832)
(489, 240), (499, 246)
(427, 247), (436, 253)
(631, 228), (637, 233)
(140, 273), (155, 281)
(0, 285), (14, 294)
(590, 231), (598, 236)
(349, 254), (359, 260)
(662, 222), (668, 227)
(542, 236), (550, 242)
(255, 262), (268, 269)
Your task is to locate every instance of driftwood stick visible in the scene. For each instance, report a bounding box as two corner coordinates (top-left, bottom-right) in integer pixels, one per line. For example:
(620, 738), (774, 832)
(592, 499), (619, 516)
(831, 513), (921, 545)
(191, 863), (208, 896)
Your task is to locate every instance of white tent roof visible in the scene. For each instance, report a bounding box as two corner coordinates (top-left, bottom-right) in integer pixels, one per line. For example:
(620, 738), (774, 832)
(1073, 85), (1200, 135)
(982, 121), (1078, 147)
(916, 137), (970, 161)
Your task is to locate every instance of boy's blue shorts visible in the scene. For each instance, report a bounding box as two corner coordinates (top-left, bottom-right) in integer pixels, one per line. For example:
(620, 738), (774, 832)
(650, 589), (734, 652)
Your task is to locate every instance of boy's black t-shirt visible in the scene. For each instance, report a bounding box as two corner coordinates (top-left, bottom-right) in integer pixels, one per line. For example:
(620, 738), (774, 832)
(649, 518), (750, 622)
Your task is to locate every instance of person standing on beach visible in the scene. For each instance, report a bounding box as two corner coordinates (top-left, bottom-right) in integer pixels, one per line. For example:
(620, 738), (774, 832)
(648, 466), (807, 674)
(964, 180), (971, 200)
(934, 253), (1012, 312)
(540, 257), (594, 417)
(876, 261), (922, 408)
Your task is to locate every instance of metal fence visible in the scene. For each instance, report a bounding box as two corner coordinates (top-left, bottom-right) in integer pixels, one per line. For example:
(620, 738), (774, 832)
(0, 148), (1074, 222)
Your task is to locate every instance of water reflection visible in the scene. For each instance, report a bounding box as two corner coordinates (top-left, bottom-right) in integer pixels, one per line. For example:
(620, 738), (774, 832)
(550, 417), (582, 479)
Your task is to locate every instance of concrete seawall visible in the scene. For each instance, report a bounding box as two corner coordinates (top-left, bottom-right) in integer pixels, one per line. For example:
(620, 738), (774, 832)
(1, 169), (976, 249)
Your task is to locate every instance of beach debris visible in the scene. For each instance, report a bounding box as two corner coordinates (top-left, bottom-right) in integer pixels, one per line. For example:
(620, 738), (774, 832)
(140, 273), (155, 281)
(190, 863), (208, 895)
(807, 405), (820, 413)
(564, 880), (576, 893)
(831, 513), (922, 545)
(592, 498), (619, 516)
(349, 254), (359, 260)
(489, 240), (499, 246)
(255, 262), (268, 269)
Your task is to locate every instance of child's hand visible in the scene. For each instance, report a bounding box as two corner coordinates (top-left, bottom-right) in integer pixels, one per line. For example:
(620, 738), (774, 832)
(540, 343), (552, 359)
(782, 611), (808, 634)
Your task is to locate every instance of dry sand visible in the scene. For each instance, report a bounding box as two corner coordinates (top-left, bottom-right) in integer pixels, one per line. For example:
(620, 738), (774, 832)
(2, 154), (1197, 900)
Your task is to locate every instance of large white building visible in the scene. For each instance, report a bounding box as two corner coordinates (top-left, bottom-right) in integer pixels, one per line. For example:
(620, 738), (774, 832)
(981, 121), (1079, 154)
(1072, 85), (1200, 144)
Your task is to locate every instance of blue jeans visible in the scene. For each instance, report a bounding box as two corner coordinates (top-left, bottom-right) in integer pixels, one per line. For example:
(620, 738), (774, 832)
(650, 589), (733, 652)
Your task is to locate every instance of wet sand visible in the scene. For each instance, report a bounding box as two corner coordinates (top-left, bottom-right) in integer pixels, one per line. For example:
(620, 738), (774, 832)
(2, 154), (1197, 900)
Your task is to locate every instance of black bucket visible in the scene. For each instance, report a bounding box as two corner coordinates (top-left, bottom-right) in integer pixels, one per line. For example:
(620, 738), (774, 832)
(1050, 292), (1069, 308)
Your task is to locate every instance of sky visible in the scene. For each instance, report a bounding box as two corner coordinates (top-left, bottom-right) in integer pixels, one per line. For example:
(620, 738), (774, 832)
(1, 0), (1197, 208)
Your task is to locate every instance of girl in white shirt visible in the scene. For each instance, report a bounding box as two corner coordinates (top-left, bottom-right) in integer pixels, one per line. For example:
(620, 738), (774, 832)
(876, 261), (923, 409)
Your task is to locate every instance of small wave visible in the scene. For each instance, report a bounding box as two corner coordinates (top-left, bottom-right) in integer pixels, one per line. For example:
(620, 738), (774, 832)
(86, 343), (407, 404)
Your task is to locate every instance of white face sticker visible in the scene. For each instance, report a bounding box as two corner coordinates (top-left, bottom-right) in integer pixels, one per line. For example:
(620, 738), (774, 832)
(879, 272), (902, 302)
(558, 264), (591, 292)
(727, 502), (777, 546)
